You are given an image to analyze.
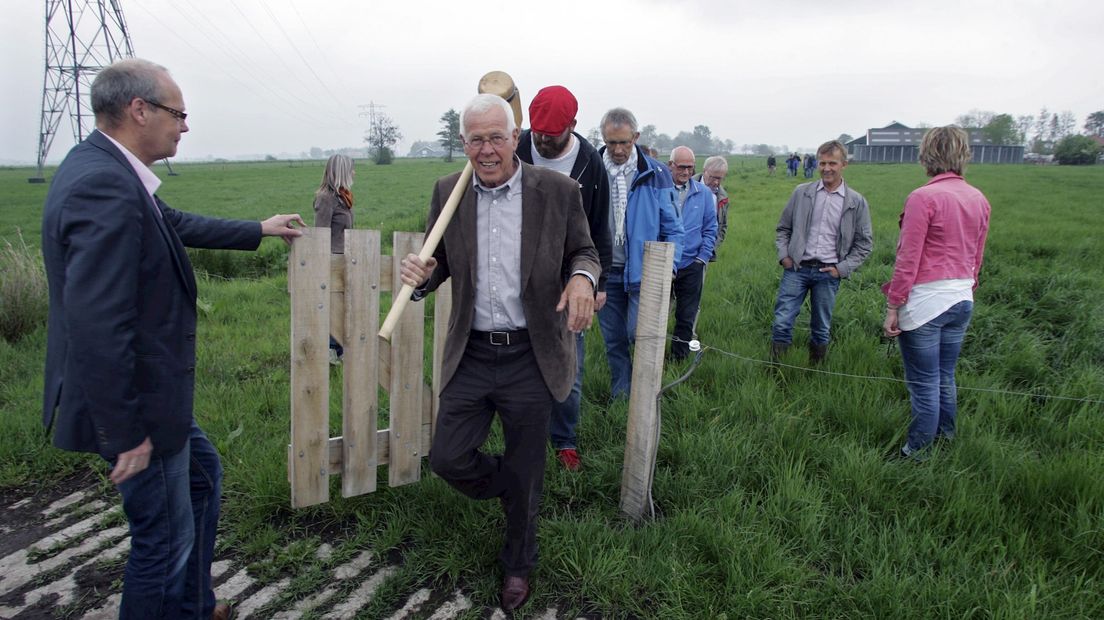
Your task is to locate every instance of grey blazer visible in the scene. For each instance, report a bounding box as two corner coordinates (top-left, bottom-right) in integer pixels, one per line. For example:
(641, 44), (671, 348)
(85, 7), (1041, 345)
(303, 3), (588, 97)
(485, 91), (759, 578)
(419, 163), (600, 401)
(774, 181), (874, 278)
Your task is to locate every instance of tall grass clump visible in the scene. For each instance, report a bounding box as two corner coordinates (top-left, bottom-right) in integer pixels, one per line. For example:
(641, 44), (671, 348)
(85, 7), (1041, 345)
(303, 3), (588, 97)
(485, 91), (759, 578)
(0, 230), (47, 342)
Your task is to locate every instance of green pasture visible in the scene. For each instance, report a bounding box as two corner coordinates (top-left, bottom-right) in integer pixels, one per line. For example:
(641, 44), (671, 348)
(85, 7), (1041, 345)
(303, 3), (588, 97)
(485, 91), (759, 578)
(1, 157), (1102, 618)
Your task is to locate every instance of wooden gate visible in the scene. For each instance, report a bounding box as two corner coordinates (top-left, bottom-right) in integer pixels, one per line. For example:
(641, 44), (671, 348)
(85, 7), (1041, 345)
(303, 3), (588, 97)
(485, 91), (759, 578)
(287, 228), (451, 508)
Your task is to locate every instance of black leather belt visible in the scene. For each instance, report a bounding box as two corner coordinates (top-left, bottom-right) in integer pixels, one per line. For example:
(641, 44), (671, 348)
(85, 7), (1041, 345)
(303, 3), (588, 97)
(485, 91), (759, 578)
(800, 260), (836, 269)
(470, 330), (529, 346)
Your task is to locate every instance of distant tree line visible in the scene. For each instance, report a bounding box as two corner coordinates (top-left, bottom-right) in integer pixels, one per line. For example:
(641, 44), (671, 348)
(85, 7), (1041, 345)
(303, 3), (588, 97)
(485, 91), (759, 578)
(953, 107), (1102, 165)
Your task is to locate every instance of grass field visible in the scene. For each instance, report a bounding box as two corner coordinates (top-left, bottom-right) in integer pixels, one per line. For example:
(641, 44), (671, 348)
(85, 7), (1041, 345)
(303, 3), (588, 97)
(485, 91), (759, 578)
(1, 156), (1102, 618)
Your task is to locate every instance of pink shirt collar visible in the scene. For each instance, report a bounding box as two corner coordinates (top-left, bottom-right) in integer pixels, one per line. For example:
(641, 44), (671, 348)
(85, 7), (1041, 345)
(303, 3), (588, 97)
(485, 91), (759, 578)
(99, 130), (162, 200)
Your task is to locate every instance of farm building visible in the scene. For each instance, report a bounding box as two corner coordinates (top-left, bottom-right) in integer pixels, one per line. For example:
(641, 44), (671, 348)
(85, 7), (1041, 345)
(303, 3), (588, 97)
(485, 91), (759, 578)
(847, 121), (1024, 164)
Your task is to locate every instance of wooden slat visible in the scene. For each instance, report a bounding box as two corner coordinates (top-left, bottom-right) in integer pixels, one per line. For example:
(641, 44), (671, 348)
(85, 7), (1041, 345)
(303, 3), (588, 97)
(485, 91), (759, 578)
(330, 254), (393, 292)
(388, 232), (425, 486)
(340, 230), (380, 497)
(319, 424), (433, 474)
(620, 241), (675, 520)
(289, 227), (331, 508)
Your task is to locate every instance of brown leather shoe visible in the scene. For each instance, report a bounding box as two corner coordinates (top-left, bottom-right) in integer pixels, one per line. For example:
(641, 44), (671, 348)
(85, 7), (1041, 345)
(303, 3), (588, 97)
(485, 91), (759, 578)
(211, 600), (235, 620)
(501, 575), (530, 611)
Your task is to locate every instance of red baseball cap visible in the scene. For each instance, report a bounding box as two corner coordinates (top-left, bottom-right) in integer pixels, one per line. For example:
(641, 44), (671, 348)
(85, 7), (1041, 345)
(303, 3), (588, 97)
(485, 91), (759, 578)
(529, 85), (578, 136)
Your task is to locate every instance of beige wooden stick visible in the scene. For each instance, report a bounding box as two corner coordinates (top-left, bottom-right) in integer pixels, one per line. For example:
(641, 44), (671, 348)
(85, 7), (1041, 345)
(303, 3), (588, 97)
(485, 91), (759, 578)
(378, 161), (472, 340)
(378, 69), (520, 341)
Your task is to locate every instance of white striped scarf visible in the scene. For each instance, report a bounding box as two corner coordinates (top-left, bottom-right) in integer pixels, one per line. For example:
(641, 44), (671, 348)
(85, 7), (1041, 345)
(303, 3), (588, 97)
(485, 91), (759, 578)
(603, 147), (638, 246)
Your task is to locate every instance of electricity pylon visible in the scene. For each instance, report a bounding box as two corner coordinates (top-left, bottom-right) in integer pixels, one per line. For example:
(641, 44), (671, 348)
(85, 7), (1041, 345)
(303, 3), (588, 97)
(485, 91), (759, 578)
(30, 0), (134, 182)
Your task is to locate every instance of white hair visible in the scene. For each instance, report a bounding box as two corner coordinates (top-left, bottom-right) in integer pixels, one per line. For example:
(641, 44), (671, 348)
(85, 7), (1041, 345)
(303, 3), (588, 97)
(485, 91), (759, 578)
(702, 155), (729, 173)
(461, 94), (516, 138)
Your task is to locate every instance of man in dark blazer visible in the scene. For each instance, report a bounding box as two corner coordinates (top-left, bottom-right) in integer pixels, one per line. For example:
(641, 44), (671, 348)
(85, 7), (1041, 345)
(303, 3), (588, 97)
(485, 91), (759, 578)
(400, 94), (599, 612)
(41, 58), (304, 620)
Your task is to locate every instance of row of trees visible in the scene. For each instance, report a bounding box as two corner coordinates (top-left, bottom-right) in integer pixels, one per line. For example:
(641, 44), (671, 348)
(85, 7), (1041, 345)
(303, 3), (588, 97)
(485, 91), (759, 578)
(581, 124), (735, 156)
(954, 108), (1091, 152)
(954, 107), (1102, 164)
(435, 110), (740, 160)
(366, 105), (1102, 166)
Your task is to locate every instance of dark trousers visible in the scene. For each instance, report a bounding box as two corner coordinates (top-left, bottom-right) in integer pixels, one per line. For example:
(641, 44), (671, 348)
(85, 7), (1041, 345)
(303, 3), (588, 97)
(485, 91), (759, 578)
(671, 260), (706, 360)
(429, 337), (554, 576)
(112, 421), (221, 619)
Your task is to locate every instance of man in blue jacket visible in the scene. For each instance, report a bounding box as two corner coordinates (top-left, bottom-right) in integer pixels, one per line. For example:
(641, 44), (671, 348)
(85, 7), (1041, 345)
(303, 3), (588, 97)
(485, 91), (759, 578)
(668, 146), (718, 361)
(41, 58), (304, 620)
(515, 85), (611, 470)
(598, 108), (684, 399)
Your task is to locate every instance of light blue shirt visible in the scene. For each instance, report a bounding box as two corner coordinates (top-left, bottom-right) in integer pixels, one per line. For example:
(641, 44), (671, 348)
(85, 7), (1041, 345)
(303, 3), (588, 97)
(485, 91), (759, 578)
(472, 161), (526, 331)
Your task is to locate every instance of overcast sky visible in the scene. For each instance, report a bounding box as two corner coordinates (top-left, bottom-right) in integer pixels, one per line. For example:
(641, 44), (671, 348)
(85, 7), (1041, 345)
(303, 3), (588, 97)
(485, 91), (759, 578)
(2, 0), (1101, 164)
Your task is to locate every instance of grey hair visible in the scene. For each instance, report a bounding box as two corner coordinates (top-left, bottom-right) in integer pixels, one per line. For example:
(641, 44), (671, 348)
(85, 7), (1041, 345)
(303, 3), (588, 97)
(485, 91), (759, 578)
(702, 155), (729, 173)
(461, 94), (516, 138)
(91, 58), (170, 128)
(316, 154), (355, 197)
(600, 108), (638, 133)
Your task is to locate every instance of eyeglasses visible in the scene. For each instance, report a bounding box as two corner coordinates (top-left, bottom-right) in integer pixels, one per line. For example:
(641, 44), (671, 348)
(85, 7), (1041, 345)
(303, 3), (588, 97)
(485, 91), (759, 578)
(144, 99), (188, 122)
(465, 135), (508, 149)
(671, 164), (695, 171)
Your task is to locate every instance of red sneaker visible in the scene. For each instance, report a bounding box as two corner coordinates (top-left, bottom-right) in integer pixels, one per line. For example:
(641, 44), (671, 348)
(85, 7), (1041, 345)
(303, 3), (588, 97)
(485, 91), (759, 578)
(556, 448), (581, 471)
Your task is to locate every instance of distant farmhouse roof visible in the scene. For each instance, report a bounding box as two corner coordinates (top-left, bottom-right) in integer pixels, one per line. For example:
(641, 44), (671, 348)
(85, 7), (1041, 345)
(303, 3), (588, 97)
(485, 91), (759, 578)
(410, 145), (452, 158)
(848, 121), (1023, 164)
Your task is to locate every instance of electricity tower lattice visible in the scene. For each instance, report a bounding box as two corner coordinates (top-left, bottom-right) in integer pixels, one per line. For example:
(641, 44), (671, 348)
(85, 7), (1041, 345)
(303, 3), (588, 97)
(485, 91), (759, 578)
(30, 0), (134, 182)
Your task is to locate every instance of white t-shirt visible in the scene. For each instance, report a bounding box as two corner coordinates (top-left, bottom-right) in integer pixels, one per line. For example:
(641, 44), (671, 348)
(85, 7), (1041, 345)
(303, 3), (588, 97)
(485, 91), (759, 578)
(530, 135), (579, 177)
(898, 278), (974, 331)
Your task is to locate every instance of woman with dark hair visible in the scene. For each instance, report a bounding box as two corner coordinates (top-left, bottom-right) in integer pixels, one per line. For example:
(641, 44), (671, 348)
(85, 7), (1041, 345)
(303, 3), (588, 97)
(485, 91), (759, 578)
(883, 126), (991, 459)
(314, 154), (355, 363)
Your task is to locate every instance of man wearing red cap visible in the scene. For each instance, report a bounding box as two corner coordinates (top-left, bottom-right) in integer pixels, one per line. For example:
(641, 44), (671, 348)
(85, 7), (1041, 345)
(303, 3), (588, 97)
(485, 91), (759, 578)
(516, 85), (611, 471)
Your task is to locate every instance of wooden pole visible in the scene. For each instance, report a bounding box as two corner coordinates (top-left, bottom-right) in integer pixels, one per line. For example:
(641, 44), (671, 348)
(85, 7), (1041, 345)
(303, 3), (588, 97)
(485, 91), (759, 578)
(388, 232), (426, 486)
(620, 241), (675, 521)
(379, 69), (522, 341)
(378, 163), (471, 340)
(340, 230), (380, 497)
(289, 228), (331, 508)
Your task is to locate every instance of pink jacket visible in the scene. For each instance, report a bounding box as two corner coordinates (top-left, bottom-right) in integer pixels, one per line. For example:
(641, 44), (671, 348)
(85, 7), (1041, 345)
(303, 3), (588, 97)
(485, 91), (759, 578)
(883, 173), (991, 306)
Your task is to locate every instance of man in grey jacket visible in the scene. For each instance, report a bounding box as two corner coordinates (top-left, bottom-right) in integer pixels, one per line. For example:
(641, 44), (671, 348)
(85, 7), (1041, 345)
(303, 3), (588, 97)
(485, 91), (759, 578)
(771, 140), (873, 363)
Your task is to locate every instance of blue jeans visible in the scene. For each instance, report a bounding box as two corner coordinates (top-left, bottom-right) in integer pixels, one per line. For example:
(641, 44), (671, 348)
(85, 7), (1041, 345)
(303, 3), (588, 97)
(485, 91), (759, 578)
(112, 421), (222, 619)
(771, 265), (841, 346)
(550, 332), (585, 450)
(598, 268), (640, 399)
(898, 300), (973, 453)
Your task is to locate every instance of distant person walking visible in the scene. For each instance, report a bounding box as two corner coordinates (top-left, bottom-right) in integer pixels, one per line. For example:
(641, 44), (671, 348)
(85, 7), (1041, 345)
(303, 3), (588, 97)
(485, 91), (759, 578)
(803, 153), (816, 178)
(313, 153), (356, 363)
(694, 155), (729, 261)
(668, 146), (717, 361)
(767, 153), (777, 176)
(882, 126), (991, 460)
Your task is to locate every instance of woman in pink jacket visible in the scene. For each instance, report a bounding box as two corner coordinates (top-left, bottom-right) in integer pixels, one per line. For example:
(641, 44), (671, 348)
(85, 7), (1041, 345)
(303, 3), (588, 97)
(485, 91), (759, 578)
(882, 126), (991, 459)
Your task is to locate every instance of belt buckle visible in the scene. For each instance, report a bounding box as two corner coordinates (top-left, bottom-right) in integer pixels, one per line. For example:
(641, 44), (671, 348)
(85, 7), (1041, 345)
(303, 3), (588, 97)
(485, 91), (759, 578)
(489, 331), (510, 346)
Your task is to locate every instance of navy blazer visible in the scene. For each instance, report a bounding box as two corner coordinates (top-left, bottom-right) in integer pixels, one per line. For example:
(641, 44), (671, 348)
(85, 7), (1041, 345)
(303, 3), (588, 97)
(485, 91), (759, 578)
(41, 130), (262, 458)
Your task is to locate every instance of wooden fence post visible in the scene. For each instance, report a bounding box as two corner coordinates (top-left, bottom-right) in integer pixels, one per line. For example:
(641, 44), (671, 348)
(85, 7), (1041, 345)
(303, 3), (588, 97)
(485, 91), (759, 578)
(340, 230), (381, 497)
(620, 241), (675, 520)
(289, 228), (331, 508)
(388, 232), (425, 486)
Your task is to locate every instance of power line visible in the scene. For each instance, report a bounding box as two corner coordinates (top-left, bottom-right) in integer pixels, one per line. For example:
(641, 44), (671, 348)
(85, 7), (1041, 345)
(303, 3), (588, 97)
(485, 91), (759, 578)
(133, 1), (342, 131)
(659, 336), (1104, 406)
(257, 0), (352, 115)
